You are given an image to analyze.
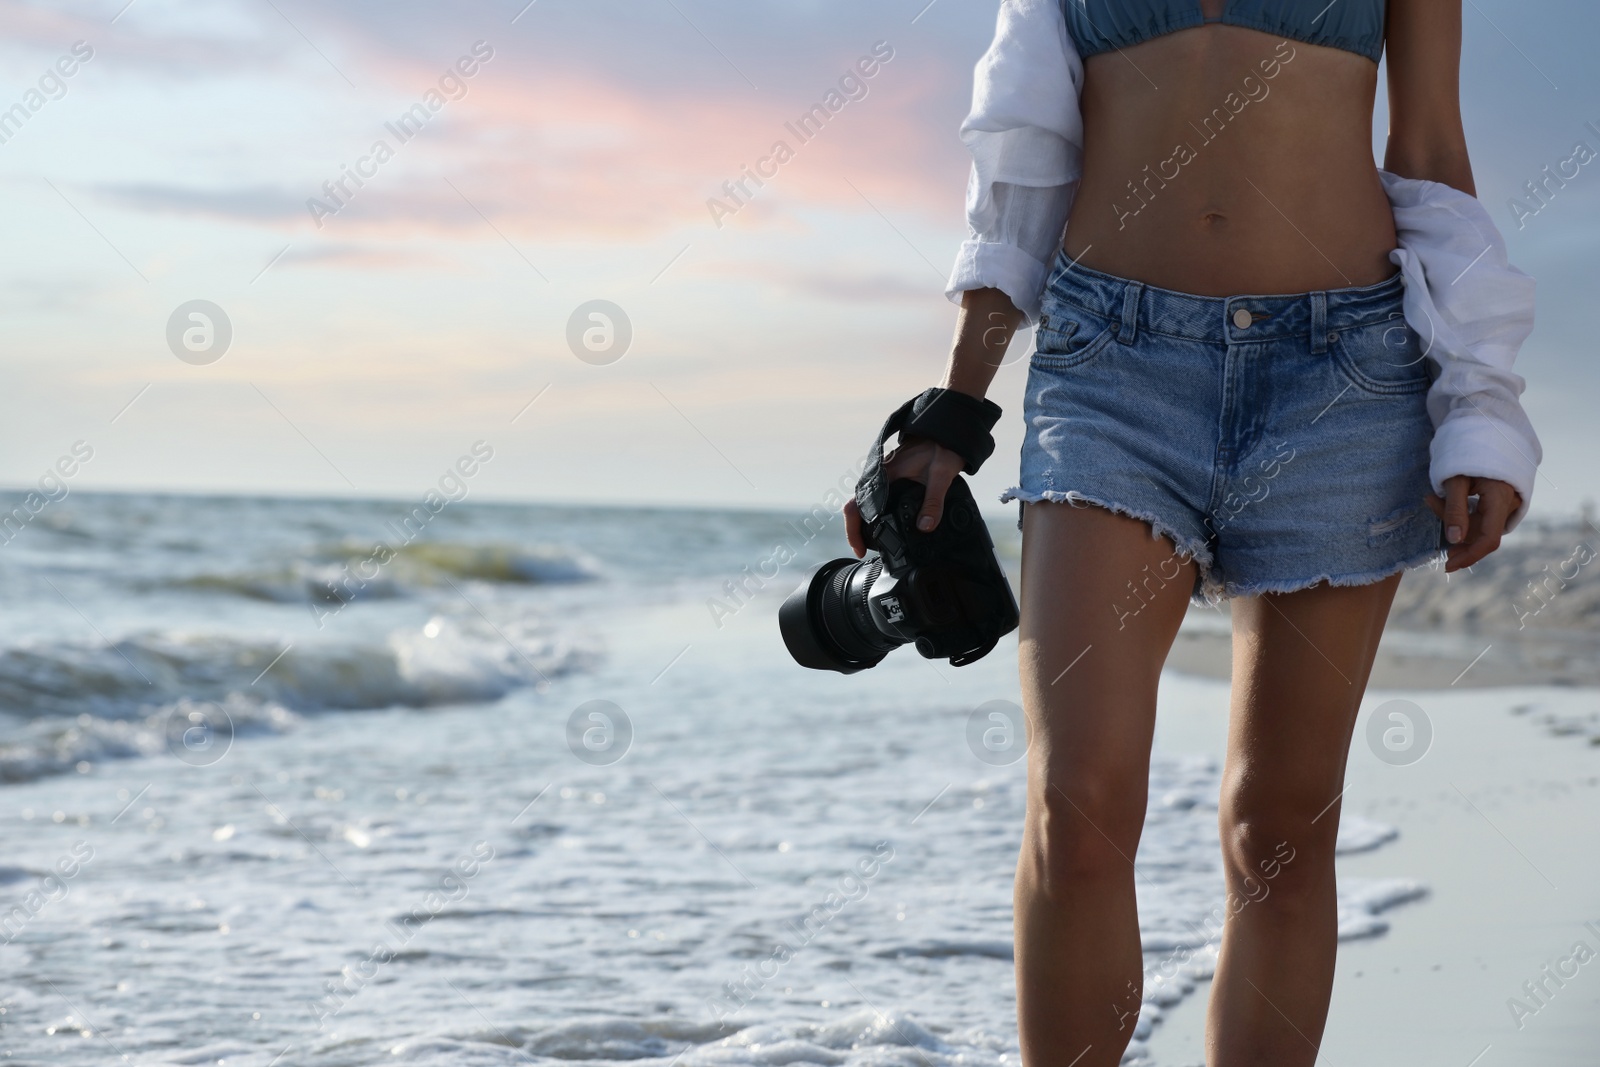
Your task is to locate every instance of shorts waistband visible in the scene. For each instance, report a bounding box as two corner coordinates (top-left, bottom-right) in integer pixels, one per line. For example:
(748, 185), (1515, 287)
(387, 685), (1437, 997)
(1042, 252), (1407, 347)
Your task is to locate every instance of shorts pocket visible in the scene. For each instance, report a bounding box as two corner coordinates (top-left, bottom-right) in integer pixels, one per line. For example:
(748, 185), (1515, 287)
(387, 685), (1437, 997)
(1033, 301), (1117, 371)
(1330, 315), (1431, 395)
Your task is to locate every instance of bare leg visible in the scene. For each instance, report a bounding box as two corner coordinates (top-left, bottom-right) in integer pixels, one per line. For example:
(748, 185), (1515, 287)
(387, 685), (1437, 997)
(1015, 501), (1197, 1067)
(1206, 575), (1401, 1066)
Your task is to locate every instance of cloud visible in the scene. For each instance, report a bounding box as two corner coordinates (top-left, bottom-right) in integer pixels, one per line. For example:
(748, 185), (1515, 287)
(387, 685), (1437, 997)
(0, 276), (112, 314)
(83, 56), (965, 247)
(692, 260), (939, 303)
(94, 182), (305, 222)
(0, 0), (297, 77)
(277, 242), (447, 270)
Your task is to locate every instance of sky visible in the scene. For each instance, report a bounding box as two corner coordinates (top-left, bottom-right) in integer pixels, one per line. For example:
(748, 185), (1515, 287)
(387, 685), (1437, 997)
(0, 0), (1596, 516)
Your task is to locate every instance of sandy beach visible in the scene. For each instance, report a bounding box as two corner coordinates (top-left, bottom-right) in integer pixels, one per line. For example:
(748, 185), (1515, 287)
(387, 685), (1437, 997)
(1148, 678), (1600, 1065)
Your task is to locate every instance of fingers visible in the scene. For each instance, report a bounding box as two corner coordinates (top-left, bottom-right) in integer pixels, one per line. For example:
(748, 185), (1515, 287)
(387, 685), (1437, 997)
(1443, 480), (1517, 571)
(843, 497), (866, 559)
(857, 436), (966, 538)
(882, 435), (934, 482)
(1441, 475), (1471, 546)
(916, 448), (966, 532)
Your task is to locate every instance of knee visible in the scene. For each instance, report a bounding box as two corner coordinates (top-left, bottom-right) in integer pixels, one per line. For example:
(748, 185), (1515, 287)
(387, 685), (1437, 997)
(1218, 786), (1338, 902)
(1024, 769), (1146, 896)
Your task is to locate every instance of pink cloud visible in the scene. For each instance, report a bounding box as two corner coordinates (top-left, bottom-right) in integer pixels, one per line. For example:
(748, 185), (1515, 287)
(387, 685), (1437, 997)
(94, 49), (971, 245)
(430, 59), (966, 240)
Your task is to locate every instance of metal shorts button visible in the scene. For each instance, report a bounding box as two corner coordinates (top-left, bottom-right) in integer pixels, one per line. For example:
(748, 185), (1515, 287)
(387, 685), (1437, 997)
(1232, 308), (1253, 329)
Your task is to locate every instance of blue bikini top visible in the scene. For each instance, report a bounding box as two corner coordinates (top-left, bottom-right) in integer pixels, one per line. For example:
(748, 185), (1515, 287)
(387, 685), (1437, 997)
(1062, 0), (1386, 64)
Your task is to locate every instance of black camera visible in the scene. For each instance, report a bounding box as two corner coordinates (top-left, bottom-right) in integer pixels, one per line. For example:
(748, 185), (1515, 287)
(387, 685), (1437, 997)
(779, 475), (1019, 673)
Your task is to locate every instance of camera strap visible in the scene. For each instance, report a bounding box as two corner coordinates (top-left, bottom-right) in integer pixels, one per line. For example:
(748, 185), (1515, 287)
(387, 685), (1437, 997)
(855, 388), (1002, 524)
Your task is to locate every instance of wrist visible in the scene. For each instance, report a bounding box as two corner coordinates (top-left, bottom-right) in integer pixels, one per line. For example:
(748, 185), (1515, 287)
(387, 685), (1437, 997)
(945, 289), (1021, 399)
(901, 388), (1002, 476)
(940, 351), (1002, 400)
(937, 376), (989, 401)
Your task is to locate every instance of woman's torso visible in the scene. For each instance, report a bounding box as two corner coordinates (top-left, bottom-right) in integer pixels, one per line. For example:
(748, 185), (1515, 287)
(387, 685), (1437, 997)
(1062, 0), (1398, 296)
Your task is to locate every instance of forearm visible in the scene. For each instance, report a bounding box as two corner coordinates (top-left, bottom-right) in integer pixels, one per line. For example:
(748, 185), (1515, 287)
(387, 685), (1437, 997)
(1383, 134), (1475, 196)
(1382, 0), (1475, 197)
(940, 287), (1025, 399)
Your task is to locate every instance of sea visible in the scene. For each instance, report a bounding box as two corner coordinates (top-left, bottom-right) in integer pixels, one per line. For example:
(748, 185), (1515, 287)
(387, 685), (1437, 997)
(0, 489), (1434, 1066)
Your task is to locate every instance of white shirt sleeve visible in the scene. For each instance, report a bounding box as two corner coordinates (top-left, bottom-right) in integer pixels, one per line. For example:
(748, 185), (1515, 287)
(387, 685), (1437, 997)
(944, 0), (1084, 323)
(1381, 170), (1542, 530)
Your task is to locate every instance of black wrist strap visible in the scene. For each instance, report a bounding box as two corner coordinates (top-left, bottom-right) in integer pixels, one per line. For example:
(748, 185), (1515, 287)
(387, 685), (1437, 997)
(855, 388), (1002, 525)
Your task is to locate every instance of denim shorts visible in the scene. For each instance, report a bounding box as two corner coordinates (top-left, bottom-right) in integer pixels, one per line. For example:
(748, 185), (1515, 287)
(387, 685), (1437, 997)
(1003, 254), (1444, 602)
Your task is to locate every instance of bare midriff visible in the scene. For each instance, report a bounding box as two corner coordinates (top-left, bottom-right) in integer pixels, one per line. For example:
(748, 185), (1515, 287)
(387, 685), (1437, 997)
(1064, 24), (1397, 296)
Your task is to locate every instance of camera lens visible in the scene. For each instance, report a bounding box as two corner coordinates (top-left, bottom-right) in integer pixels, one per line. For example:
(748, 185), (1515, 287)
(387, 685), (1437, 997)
(779, 557), (905, 673)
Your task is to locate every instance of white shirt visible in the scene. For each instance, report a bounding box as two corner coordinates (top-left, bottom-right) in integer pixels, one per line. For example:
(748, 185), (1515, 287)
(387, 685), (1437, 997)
(944, 0), (1541, 528)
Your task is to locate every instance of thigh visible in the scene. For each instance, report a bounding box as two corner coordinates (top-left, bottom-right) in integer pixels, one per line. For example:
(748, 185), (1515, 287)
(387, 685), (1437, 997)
(1020, 500), (1198, 807)
(1224, 576), (1402, 812)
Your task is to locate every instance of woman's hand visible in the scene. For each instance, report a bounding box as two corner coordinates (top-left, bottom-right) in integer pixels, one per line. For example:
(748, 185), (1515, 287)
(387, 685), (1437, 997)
(842, 436), (967, 559)
(1424, 475), (1521, 572)
(843, 290), (1018, 559)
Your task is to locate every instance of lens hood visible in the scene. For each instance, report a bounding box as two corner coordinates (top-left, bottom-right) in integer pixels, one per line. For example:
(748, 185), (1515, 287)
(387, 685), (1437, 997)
(779, 559), (893, 674)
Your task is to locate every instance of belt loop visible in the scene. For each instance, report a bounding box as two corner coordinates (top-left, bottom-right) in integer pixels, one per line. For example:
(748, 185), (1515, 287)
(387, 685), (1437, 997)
(1310, 291), (1328, 354)
(1118, 282), (1142, 344)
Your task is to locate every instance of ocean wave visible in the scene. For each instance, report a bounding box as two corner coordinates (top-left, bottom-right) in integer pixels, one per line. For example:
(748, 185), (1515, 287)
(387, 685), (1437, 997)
(1336, 813), (1401, 854)
(176, 563), (406, 604)
(1336, 876), (1430, 939)
(0, 614), (592, 721)
(477, 1012), (949, 1066)
(391, 542), (600, 585)
(872, 940), (1013, 960)
(0, 693), (298, 784)
(173, 540), (601, 604)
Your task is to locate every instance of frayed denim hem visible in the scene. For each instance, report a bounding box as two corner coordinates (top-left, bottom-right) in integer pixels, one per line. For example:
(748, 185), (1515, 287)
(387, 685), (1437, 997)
(1000, 487), (1217, 592)
(1002, 488), (1444, 607)
(1204, 544), (1443, 602)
